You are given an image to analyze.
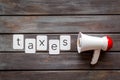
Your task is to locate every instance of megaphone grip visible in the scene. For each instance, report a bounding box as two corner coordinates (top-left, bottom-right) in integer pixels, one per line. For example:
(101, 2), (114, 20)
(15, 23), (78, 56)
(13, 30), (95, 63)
(91, 49), (101, 65)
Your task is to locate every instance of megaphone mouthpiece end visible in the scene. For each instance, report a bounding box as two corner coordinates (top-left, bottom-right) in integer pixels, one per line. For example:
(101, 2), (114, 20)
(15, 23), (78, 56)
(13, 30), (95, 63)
(106, 36), (113, 51)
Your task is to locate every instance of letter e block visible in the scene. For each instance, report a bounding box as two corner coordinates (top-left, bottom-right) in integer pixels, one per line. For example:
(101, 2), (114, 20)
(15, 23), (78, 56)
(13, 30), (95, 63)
(49, 40), (60, 54)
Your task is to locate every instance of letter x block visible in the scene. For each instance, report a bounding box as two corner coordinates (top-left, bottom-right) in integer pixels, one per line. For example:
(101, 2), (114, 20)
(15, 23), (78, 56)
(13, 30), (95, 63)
(37, 35), (47, 51)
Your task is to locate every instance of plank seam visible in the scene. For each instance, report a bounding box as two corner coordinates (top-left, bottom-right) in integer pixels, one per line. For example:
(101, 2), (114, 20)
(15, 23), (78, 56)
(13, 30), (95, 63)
(0, 14), (120, 16)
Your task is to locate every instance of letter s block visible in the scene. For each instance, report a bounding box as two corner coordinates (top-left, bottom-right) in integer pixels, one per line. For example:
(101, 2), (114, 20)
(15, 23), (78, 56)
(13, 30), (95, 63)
(60, 35), (71, 50)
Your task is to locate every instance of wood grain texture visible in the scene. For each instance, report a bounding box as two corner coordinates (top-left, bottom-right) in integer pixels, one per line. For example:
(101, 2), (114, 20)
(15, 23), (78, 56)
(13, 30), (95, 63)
(0, 16), (120, 33)
(0, 0), (120, 15)
(0, 52), (120, 70)
(0, 0), (120, 79)
(0, 34), (119, 52)
(0, 71), (120, 80)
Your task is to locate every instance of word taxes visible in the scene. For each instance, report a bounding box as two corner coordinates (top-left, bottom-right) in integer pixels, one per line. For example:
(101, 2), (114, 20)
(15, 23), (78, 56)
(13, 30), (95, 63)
(13, 34), (71, 54)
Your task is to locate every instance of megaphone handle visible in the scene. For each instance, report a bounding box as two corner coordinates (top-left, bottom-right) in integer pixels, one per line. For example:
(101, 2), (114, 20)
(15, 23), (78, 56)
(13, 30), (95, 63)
(91, 49), (101, 65)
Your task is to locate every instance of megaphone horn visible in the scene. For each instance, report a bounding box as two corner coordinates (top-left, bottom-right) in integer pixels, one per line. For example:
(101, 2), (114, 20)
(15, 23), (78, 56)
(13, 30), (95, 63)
(77, 32), (113, 65)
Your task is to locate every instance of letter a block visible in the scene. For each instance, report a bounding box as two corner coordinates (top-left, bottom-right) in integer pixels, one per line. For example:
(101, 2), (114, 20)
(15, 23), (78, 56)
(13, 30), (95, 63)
(25, 39), (36, 53)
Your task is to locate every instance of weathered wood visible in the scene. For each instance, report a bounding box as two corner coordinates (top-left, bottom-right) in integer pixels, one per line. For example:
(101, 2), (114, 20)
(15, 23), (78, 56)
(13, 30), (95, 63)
(0, 34), (118, 52)
(0, 71), (120, 80)
(0, 0), (119, 79)
(0, 16), (120, 33)
(0, 0), (120, 15)
(0, 52), (120, 70)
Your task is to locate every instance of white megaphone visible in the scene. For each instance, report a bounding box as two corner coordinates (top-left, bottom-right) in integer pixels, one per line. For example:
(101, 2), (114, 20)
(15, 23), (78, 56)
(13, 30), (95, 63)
(77, 32), (113, 65)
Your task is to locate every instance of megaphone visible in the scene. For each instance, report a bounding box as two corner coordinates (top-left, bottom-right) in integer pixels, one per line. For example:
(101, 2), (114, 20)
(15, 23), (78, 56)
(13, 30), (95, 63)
(77, 32), (113, 65)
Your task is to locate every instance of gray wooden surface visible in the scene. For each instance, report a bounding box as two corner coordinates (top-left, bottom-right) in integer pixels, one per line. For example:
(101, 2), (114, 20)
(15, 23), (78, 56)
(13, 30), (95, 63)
(0, 71), (120, 80)
(0, 16), (119, 33)
(0, 52), (120, 70)
(0, 0), (120, 15)
(0, 0), (120, 80)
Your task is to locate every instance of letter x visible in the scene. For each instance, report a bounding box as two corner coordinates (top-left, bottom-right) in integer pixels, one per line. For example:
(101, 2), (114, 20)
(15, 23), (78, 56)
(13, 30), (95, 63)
(39, 40), (45, 46)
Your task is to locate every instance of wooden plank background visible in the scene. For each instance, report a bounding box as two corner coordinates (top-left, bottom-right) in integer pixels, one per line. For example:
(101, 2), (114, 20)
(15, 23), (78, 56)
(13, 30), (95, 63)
(0, 71), (120, 80)
(0, 52), (120, 70)
(0, 0), (120, 80)
(0, 0), (120, 15)
(0, 16), (119, 33)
